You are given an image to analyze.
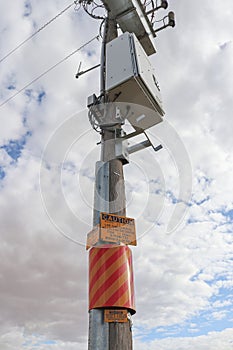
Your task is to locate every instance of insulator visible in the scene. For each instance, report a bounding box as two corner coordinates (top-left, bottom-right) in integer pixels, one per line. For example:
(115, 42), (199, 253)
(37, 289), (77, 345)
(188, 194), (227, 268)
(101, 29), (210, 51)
(168, 11), (175, 27)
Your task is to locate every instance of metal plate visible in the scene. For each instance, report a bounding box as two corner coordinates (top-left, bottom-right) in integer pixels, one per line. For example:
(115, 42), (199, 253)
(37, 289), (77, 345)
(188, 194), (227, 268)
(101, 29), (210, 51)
(86, 225), (100, 250)
(104, 309), (128, 323)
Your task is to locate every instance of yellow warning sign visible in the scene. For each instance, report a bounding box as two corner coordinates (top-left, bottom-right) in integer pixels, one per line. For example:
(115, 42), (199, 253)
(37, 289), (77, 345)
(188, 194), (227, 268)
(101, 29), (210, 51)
(86, 213), (137, 249)
(104, 309), (128, 323)
(100, 213), (136, 246)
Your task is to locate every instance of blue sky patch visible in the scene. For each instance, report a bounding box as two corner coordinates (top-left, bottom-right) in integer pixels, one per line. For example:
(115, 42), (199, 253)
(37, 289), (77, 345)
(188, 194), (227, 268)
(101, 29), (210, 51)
(24, 0), (32, 17)
(187, 217), (201, 225)
(222, 209), (233, 221)
(1, 131), (31, 161)
(0, 166), (6, 180)
(4, 73), (17, 93)
(194, 196), (210, 206)
(86, 49), (95, 57)
(7, 84), (16, 90)
(135, 284), (233, 342)
(166, 190), (179, 204)
(28, 339), (57, 347)
(41, 340), (56, 345)
(24, 88), (46, 105)
(37, 91), (46, 104)
(25, 89), (33, 98)
(219, 41), (231, 50)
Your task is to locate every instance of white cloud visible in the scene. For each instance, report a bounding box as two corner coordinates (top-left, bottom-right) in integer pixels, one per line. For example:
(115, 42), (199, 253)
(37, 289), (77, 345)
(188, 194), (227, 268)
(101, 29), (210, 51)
(0, 0), (233, 349)
(134, 328), (233, 350)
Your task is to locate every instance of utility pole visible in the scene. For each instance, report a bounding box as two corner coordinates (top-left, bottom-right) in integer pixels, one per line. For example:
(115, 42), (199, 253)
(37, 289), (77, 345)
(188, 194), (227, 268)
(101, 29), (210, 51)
(88, 13), (133, 350)
(101, 15), (133, 349)
(78, 1), (176, 349)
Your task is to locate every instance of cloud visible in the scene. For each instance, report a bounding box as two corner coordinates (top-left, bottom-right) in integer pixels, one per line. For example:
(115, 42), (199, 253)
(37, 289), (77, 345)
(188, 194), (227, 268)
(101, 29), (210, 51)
(0, 0), (233, 349)
(134, 328), (233, 350)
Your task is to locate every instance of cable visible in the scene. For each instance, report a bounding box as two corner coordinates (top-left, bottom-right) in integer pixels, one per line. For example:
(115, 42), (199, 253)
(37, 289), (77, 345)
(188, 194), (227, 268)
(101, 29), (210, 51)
(81, 0), (106, 20)
(0, 1), (78, 64)
(152, 16), (166, 26)
(99, 18), (106, 38)
(0, 35), (99, 108)
(149, 0), (156, 23)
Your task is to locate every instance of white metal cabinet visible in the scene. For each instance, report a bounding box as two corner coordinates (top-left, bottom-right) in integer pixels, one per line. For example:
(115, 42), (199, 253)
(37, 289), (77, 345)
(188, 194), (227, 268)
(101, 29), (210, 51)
(106, 32), (165, 130)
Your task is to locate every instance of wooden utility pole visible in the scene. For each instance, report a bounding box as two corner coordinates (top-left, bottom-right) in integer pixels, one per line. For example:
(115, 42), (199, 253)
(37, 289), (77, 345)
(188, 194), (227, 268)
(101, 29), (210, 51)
(88, 14), (133, 350)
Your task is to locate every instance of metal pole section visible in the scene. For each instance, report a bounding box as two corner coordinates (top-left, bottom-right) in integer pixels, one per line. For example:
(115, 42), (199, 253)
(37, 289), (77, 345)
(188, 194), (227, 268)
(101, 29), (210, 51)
(88, 13), (133, 350)
(88, 160), (110, 350)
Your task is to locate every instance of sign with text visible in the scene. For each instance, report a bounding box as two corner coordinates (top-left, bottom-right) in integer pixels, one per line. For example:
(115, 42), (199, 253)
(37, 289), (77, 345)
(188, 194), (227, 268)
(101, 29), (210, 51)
(86, 213), (137, 249)
(100, 213), (136, 246)
(104, 309), (128, 323)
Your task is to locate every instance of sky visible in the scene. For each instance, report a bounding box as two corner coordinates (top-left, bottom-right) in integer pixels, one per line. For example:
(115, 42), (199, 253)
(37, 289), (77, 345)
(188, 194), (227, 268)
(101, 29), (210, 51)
(0, 0), (233, 349)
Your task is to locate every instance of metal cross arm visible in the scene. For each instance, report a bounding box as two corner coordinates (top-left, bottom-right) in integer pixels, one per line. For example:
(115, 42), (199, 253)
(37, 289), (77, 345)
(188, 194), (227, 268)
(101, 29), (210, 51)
(154, 11), (176, 33)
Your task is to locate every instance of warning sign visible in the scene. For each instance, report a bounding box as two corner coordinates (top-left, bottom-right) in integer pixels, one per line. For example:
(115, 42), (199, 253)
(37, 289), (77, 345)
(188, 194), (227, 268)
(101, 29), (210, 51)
(100, 213), (136, 246)
(86, 213), (137, 249)
(104, 309), (128, 323)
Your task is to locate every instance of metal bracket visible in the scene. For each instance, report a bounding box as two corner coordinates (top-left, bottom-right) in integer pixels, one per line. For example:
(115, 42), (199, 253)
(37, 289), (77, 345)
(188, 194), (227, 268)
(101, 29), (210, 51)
(146, 0), (168, 15)
(121, 130), (162, 155)
(75, 62), (100, 79)
(153, 11), (175, 34)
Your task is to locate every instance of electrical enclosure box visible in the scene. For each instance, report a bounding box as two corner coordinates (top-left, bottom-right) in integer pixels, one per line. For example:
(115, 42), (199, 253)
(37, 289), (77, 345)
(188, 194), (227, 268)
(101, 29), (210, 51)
(102, 0), (156, 55)
(106, 32), (165, 130)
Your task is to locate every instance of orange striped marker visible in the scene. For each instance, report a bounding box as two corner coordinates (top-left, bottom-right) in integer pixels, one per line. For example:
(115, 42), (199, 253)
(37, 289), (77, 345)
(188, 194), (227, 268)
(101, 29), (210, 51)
(89, 245), (136, 314)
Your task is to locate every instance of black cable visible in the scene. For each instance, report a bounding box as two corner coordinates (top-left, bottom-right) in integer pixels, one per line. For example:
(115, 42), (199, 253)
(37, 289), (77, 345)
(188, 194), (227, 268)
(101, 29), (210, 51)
(0, 35), (99, 108)
(150, 0), (156, 23)
(0, 1), (78, 64)
(100, 17), (108, 99)
(82, 1), (105, 20)
(99, 18), (106, 39)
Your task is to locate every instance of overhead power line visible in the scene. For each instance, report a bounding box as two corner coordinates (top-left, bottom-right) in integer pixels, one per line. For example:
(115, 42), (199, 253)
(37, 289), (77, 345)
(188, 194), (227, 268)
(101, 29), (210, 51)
(0, 1), (78, 64)
(0, 35), (99, 108)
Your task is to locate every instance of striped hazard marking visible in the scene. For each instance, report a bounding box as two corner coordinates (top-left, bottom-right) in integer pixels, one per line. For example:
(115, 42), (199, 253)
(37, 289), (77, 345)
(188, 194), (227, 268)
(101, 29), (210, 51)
(89, 245), (136, 314)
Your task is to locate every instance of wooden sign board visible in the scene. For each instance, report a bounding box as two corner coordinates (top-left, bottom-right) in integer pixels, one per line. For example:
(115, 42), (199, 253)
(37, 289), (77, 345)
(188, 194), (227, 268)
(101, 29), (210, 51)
(86, 213), (137, 249)
(104, 309), (128, 323)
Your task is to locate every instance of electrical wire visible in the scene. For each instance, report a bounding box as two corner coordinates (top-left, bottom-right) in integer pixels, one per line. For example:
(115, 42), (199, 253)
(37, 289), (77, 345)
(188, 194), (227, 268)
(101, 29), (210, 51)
(92, 0), (104, 6)
(81, 0), (106, 20)
(0, 1), (78, 64)
(142, 0), (157, 24)
(99, 18), (106, 38)
(149, 0), (156, 23)
(0, 35), (99, 108)
(152, 16), (166, 26)
(144, 0), (153, 7)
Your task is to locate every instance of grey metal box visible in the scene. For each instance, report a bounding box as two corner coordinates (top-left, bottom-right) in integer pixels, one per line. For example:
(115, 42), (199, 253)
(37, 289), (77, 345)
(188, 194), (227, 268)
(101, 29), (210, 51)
(102, 0), (156, 56)
(106, 32), (165, 130)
